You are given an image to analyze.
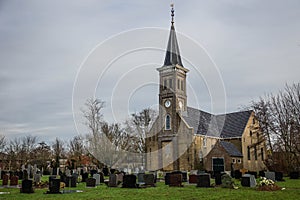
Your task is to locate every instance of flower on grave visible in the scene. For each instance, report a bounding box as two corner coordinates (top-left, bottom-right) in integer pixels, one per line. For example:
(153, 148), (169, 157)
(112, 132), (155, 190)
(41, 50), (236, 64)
(257, 177), (281, 191)
(257, 177), (275, 186)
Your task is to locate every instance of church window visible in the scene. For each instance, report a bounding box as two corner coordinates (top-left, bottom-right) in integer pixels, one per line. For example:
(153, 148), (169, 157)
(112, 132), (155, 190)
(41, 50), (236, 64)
(165, 115), (171, 130)
(250, 131), (252, 137)
(261, 148), (264, 161)
(169, 79), (173, 89)
(254, 146), (257, 160)
(247, 146), (251, 160)
(177, 79), (180, 89)
(203, 137), (207, 147)
(237, 159), (241, 164)
(163, 79), (167, 90)
(232, 158), (236, 163)
(181, 80), (184, 90)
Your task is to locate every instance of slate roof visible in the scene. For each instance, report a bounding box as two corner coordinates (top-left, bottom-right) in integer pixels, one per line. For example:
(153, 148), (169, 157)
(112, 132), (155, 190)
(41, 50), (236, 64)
(220, 141), (243, 157)
(163, 24), (183, 67)
(182, 107), (252, 138)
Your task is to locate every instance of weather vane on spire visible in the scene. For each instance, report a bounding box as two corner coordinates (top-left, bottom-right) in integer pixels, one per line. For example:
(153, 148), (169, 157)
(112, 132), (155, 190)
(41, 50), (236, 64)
(170, 3), (175, 25)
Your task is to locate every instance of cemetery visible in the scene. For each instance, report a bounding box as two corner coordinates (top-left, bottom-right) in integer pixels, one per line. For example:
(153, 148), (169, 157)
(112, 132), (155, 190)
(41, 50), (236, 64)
(0, 169), (299, 200)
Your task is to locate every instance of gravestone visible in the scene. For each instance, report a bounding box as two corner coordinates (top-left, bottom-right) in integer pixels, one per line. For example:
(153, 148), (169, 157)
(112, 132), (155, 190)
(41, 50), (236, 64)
(23, 170), (29, 180)
(122, 174), (137, 188)
(47, 178), (61, 194)
(137, 173), (145, 184)
(2, 174), (9, 186)
(241, 174), (256, 187)
(221, 174), (234, 188)
(18, 170), (24, 180)
(34, 174), (41, 185)
(65, 168), (71, 176)
(171, 171), (187, 182)
(143, 174), (155, 187)
(10, 175), (19, 186)
(117, 173), (124, 184)
(214, 172), (223, 185)
(247, 171), (257, 178)
(165, 173), (171, 185)
(99, 172), (105, 183)
(259, 171), (265, 177)
(234, 170), (242, 179)
(86, 178), (96, 187)
(20, 179), (34, 193)
(108, 174), (118, 187)
(275, 172), (284, 181)
(66, 176), (77, 187)
(93, 174), (101, 185)
(290, 171), (299, 179)
(103, 168), (109, 176)
(169, 174), (183, 187)
(90, 169), (97, 177)
(265, 172), (276, 182)
(82, 172), (89, 182)
(189, 174), (198, 184)
(197, 173), (211, 188)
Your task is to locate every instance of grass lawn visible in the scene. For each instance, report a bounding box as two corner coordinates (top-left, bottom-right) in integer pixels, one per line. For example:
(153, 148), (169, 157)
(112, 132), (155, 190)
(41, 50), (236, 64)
(0, 176), (299, 200)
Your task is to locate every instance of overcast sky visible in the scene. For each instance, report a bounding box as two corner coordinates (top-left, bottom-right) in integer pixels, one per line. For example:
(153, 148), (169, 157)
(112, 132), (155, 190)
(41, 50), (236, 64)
(1, 0), (299, 143)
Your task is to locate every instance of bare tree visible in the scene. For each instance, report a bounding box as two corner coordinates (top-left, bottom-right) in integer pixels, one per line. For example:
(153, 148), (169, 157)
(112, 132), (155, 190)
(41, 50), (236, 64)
(251, 83), (300, 171)
(20, 135), (38, 164)
(5, 138), (22, 170)
(52, 137), (65, 168)
(0, 134), (6, 153)
(68, 135), (85, 168)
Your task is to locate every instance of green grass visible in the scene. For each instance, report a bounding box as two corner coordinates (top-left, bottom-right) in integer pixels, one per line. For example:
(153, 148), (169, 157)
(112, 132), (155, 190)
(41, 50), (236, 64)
(0, 176), (299, 200)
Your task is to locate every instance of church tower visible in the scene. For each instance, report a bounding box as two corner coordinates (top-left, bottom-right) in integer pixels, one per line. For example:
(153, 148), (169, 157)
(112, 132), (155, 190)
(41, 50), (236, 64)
(156, 5), (189, 170)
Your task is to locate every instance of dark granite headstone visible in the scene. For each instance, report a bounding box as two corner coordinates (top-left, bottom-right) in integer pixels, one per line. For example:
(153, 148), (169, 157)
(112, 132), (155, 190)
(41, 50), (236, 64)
(290, 171), (299, 179)
(259, 171), (265, 177)
(165, 173), (171, 185)
(234, 170), (242, 179)
(110, 169), (116, 174)
(214, 172), (223, 185)
(90, 169), (97, 177)
(169, 174), (182, 187)
(103, 168), (109, 176)
(275, 172), (284, 181)
(10, 175), (19, 186)
(66, 176), (77, 187)
(18, 171), (24, 180)
(171, 171), (187, 182)
(99, 172), (105, 183)
(108, 174), (118, 187)
(197, 173), (211, 188)
(82, 172), (89, 182)
(86, 178), (96, 187)
(48, 178), (61, 194)
(137, 173), (145, 184)
(143, 174), (155, 187)
(247, 171), (257, 178)
(20, 179), (34, 193)
(122, 174), (137, 188)
(2, 174), (9, 186)
(241, 174), (256, 187)
(189, 174), (198, 184)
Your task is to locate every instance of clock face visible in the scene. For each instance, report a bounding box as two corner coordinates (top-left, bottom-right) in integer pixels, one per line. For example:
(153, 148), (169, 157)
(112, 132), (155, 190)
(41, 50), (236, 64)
(164, 100), (171, 108)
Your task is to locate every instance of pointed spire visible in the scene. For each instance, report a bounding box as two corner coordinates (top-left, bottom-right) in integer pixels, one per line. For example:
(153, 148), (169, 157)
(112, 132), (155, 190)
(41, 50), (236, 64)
(164, 4), (183, 67)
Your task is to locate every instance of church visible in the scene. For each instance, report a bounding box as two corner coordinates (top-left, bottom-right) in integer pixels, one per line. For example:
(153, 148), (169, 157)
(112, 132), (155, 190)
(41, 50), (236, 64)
(145, 6), (266, 173)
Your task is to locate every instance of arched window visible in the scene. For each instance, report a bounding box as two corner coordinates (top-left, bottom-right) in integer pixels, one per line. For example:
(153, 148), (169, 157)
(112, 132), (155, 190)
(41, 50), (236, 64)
(165, 115), (171, 130)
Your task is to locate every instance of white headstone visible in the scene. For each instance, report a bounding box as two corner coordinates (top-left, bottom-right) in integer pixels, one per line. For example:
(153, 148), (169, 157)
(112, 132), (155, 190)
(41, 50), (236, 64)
(93, 174), (100, 185)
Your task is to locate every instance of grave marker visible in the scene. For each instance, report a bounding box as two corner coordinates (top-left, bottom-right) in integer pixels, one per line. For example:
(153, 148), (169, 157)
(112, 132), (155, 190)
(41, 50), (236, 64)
(197, 173), (211, 188)
(275, 172), (284, 181)
(2, 174), (9, 186)
(10, 175), (19, 186)
(20, 179), (34, 193)
(93, 174), (101, 185)
(86, 178), (96, 187)
(143, 174), (155, 187)
(108, 174), (118, 187)
(241, 174), (256, 187)
(169, 173), (183, 187)
(189, 174), (198, 184)
(137, 173), (145, 184)
(265, 172), (276, 182)
(47, 178), (61, 194)
(290, 171), (299, 179)
(122, 174), (137, 188)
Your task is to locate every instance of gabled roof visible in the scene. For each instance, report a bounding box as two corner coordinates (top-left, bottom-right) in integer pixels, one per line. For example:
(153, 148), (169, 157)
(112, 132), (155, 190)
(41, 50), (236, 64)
(182, 107), (252, 138)
(220, 141), (243, 157)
